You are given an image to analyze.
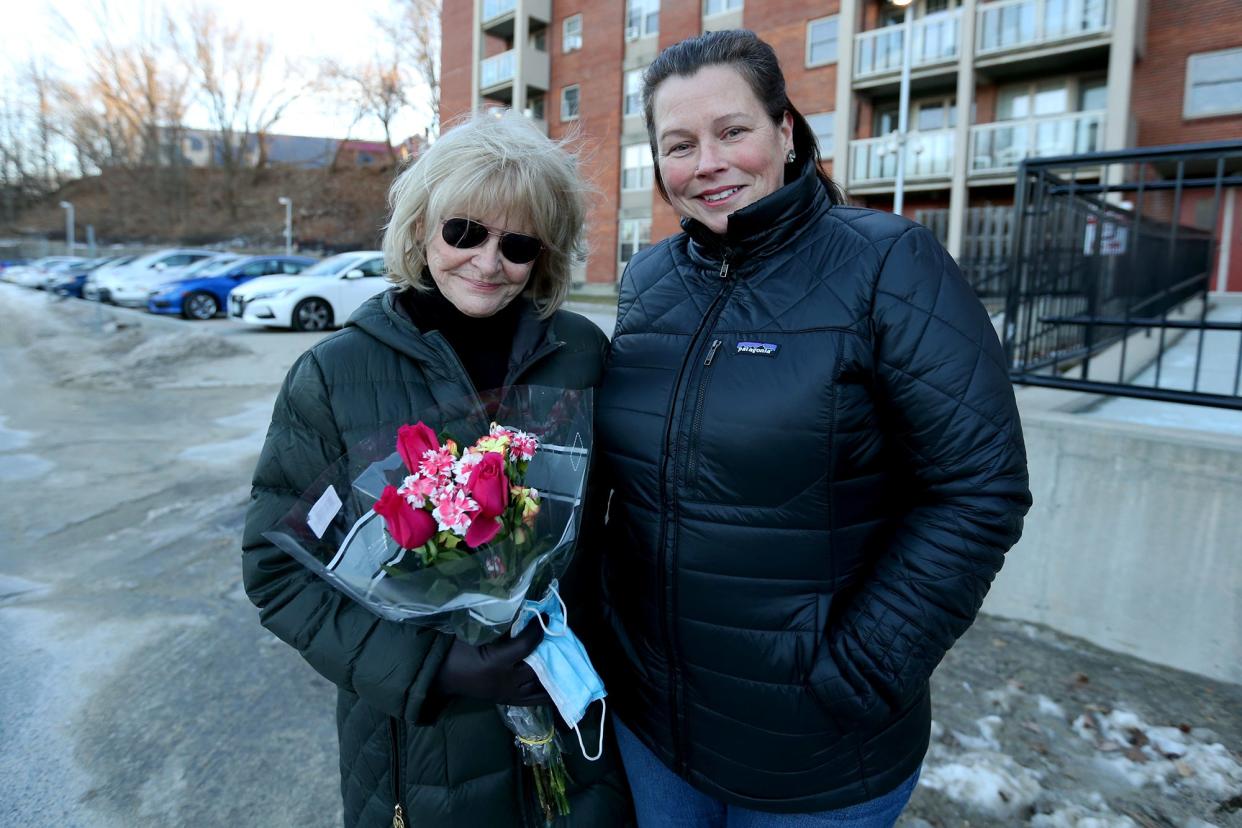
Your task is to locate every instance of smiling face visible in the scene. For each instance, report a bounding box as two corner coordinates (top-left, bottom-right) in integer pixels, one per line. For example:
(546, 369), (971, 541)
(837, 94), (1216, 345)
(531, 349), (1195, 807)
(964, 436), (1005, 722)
(651, 64), (794, 235)
(424, 209), (538, 318)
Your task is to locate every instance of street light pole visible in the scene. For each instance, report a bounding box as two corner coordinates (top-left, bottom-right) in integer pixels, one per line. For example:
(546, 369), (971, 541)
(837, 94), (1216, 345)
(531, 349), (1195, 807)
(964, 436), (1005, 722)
(58, 201), (75, 256)
(277, 196), (293, 255)
(892, 0), (915, 217)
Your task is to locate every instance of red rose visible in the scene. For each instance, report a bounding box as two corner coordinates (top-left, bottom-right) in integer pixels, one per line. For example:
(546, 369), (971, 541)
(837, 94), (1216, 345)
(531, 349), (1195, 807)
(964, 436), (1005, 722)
(373, 485), (436, 550)
(465, 451), (509, 518)
(397, 422), (439, 473)
(465, 515), (502, 549)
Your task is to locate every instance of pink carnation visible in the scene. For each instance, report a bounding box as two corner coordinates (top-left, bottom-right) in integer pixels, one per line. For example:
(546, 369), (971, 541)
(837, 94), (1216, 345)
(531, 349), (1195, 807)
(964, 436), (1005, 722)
(418, 446), (456, 480)
(397, 473), (439, 508)
(509, 431), (538, 462)
(453, 450), (484, 484)
(431, 485), (479, 536)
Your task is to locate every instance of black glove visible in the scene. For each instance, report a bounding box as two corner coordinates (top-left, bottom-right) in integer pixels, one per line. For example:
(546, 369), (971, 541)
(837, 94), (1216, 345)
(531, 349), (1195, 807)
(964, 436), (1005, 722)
(433, 621), (552, 706)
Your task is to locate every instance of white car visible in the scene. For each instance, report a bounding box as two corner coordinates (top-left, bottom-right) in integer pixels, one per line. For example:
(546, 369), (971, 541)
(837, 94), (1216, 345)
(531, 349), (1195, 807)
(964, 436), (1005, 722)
(4, 256), (88, 288)
(89, 248), (219, 306)
(228, 250), (387, 331)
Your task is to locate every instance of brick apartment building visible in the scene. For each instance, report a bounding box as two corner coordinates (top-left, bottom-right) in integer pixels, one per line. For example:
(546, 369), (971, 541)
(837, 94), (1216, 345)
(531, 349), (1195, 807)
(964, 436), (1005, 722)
(440, 0), (1242, 290)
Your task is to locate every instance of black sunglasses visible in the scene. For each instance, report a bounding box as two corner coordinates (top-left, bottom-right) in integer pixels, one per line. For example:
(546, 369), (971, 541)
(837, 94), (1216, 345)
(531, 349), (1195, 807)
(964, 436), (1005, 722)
(441, 218), (543, 265)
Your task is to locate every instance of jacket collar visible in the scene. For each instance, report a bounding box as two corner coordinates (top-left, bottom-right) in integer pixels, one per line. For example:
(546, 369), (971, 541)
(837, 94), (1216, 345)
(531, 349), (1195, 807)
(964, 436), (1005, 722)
(681, 159), (829, 271)
(346, 289), (558, 385)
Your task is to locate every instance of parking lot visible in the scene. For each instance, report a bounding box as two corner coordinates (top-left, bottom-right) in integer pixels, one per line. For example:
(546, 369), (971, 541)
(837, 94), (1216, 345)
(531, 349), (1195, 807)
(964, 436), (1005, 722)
(2, 284), (1240, 827)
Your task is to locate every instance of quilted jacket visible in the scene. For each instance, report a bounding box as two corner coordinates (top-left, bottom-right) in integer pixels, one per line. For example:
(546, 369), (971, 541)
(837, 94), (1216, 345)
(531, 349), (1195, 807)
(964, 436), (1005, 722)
(592, 163), (1032, 812)
(242, 290), (633, 827)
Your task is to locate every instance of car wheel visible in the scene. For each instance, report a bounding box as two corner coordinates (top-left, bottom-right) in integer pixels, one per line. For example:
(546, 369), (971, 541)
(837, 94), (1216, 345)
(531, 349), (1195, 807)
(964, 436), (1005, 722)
(182, 291), (219, 320)
(292, 297), (333, 332)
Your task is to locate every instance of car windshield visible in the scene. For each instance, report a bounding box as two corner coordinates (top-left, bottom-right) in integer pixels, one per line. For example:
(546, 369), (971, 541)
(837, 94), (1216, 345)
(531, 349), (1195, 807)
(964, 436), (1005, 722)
(298, 254), (365, 277)
(192, 256), (246, 277)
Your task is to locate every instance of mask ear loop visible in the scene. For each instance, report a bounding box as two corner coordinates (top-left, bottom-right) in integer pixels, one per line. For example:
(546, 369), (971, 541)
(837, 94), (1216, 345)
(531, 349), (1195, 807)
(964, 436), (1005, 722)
(573, 698), (606, 762)
(530, 582), (569, 637)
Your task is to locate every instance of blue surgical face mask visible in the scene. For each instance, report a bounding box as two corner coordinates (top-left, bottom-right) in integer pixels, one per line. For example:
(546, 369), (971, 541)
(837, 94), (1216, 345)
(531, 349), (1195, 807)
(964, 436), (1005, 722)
(511, 580), (607, 761)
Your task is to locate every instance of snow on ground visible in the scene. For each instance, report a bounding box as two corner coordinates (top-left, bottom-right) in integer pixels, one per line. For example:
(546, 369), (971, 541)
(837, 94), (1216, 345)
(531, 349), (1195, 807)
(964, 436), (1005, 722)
(1072, 708), (1242, 798)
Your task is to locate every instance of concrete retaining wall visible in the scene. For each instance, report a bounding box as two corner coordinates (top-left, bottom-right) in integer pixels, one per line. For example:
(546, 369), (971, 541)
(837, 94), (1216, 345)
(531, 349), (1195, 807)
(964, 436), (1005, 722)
(983, 404), (1242, 684)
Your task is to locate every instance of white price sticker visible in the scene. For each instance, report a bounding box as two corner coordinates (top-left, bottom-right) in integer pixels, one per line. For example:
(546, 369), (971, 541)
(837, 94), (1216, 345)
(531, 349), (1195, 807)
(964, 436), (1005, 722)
(307, 485), (343, 539)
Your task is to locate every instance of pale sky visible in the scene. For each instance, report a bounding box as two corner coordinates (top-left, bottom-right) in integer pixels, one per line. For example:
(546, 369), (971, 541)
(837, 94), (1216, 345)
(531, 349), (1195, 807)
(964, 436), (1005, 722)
(1, 0), (433, 143)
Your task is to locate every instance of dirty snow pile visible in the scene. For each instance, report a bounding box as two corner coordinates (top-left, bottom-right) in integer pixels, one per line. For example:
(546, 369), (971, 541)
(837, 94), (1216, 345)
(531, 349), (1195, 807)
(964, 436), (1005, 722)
(1072, 707), (1242, 797)
(915, 676), (1242, 825)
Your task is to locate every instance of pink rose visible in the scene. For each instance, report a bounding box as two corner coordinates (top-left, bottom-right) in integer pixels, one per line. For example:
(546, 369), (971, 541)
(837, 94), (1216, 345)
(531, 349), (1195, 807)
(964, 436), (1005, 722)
(397, 422), (439, 473)
(465, 515), (502, 549)
(373, 485), (436, 550)
(465, 451), (509, 518)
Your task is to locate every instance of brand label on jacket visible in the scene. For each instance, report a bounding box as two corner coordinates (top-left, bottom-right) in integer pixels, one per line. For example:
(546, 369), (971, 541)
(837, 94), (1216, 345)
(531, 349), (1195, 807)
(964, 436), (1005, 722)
(736, 341), (779, 357)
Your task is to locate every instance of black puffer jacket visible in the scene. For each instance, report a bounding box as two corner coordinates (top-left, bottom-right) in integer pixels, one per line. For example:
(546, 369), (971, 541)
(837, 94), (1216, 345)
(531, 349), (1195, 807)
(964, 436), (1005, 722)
(592, 164), (1032, 812)
(243, 290), (632, 827)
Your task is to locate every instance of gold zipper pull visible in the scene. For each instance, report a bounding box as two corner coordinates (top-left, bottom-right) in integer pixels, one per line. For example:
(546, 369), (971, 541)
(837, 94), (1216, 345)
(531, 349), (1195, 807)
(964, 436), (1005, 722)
(392, 803), (406, 828)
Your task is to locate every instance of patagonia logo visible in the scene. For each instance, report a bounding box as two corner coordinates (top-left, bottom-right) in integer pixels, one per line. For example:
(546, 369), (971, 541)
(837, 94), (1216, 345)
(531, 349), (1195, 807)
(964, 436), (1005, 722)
(736, 341), (779, 357)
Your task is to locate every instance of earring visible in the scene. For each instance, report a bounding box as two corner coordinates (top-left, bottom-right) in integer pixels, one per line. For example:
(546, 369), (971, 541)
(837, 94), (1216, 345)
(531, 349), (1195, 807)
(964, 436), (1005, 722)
(786, 149), (796, 164)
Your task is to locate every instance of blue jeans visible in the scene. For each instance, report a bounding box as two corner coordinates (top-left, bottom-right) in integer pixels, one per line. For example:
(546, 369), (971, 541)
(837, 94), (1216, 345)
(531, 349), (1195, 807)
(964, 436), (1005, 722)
(613, 718), (919, 828)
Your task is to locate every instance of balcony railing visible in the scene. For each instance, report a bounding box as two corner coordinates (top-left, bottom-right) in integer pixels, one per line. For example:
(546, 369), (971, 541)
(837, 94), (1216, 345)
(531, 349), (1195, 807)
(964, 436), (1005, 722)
(977, 0), (1110, 55)
(482, 0), (516, 22)
(970, 110), (1105, 173)
(849, 129), (956, 185)
(480, 50), (516, 89)
(854, 10), (961, 79)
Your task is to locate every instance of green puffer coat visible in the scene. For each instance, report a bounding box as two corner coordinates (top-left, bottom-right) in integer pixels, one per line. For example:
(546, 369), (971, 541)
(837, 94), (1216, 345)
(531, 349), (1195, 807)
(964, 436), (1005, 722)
(242, 289), (633, 828)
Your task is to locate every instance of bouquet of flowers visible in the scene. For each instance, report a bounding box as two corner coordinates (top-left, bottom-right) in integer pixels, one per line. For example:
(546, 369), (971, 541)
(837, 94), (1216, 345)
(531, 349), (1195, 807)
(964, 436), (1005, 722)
(264, 386), (592, 822)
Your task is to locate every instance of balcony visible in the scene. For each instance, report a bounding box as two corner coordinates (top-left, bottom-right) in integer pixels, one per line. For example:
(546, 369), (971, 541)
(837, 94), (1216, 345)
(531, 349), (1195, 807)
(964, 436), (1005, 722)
(479, 44), (549, 96)
(481, 0), (551, 37)
(976, 0), (1110, 56)
(854, 10), (961, 82)
(848, 129), (955, 187)
(969, 110), (1105, 174)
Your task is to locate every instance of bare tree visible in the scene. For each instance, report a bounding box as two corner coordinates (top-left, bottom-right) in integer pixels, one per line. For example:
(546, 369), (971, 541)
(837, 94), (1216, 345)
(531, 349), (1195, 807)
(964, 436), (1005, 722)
(322, 43), (411, 164)
(175, 4), (306, 216)
(387, 0), (441, 137)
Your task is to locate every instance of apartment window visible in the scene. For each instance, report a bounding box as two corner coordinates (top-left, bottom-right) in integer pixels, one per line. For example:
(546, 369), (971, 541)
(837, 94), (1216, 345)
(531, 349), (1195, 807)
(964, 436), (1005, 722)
(621, 143), (654, 191)
(915, 98), (956, 130)
(562, 14), (582, 53)
(619, 217), (653, 264)
(626, 0), (659, 41)
(531, 28), (547, 52)
(704, 0), (743, 14)
(806, 111), (835, 155)
(561, 85), (580, 121)
(623, 68), (644, 117)
(1185, 47), (1242, 118)
(806, 16), (839, 67)
(998, 79), (1070, 119)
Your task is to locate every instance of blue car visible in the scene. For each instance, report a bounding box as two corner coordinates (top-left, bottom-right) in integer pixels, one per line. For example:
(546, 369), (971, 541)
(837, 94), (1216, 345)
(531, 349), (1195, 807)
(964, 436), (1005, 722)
(50, 255), (137, 298)
(147, 254), (317, 319)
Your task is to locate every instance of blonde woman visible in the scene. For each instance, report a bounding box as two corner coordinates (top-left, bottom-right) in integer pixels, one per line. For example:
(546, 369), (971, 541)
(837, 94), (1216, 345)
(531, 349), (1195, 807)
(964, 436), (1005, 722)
(243, 110), (633, 827)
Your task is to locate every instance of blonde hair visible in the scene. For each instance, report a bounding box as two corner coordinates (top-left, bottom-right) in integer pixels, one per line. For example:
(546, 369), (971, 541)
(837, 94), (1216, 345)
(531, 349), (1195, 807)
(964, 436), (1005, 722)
(382, 109), (588, 317)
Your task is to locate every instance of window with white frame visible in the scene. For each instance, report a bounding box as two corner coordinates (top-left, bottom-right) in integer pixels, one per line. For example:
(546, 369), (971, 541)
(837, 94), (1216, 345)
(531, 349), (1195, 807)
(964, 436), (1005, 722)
(1185, 47), (1242, 118)
(619, 217), (653, 264)
(621, 143), (654, 191)
(623, 68), (644, 117)
(561, 85), (580, 121)
(806, 111), (835, 155)
(626, 0), (659, 40)
(704, 0), (743, 14)
(562, 14), (582, 53)
(806, 16), (839, 67)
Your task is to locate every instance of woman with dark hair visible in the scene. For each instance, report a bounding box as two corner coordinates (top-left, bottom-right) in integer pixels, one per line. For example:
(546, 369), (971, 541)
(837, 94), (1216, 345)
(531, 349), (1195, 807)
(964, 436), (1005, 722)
(591, 29), (1031, 827)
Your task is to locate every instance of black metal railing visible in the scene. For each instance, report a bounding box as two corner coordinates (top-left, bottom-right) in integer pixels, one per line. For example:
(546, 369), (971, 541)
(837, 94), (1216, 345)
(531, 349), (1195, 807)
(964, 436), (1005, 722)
(1003, 141), (1242, 410)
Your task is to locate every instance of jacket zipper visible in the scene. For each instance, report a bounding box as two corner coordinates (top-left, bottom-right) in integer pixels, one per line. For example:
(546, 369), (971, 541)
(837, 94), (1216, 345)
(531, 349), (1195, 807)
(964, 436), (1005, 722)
(389, 718), (406, 828)
(685, 338), (723, 486)
(656, 256), (736, 775)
